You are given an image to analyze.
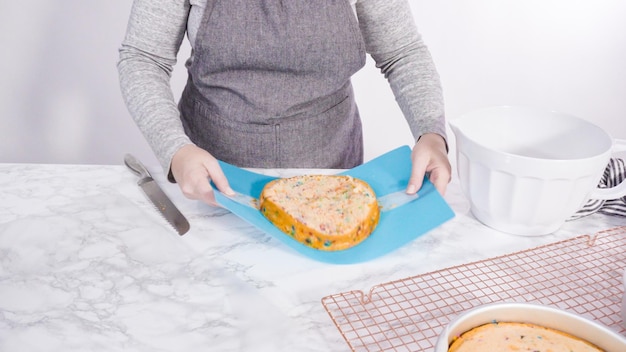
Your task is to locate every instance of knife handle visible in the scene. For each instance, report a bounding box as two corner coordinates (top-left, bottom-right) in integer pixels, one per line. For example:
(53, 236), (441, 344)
(124, 154), (151, 179)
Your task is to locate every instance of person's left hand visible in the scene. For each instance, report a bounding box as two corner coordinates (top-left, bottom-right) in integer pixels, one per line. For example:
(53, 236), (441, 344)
(406, 133), (451, 196)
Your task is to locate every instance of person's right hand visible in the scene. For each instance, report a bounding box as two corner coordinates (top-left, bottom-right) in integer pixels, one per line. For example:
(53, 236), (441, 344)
(170, 144), (234, 207)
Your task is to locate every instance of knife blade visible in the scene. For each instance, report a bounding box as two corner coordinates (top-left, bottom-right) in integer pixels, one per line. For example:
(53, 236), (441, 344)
(124, 154), (190, 236)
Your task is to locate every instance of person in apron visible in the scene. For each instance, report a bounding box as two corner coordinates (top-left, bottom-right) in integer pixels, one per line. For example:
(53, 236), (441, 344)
(118, 0), (451, 206)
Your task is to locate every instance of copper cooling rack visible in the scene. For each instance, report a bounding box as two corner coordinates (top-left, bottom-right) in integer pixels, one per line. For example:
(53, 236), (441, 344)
(321, 226), (626, 351)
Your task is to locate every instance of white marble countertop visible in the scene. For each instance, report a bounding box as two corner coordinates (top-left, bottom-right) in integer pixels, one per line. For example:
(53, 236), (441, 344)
(0, 163), (624, 352)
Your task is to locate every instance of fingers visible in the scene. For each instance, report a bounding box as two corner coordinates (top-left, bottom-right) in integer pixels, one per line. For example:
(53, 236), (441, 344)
(180, 167), (220, 207)
(205, 159), (234, 197)
(407, 156), (426, 195)
(408, 133), (452, 196)
(428, 167), (450, 196)
(171, 144), (232, 207)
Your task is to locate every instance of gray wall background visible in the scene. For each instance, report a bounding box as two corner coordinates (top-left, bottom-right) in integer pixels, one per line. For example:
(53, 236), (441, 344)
(1, 1), (625, 170)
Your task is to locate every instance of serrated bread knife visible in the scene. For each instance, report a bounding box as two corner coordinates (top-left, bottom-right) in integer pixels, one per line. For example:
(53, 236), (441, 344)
(124, 154), (190, 236)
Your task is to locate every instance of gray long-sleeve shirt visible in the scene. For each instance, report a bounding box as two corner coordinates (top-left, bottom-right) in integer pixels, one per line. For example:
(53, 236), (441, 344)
(118, 0), (446, 174)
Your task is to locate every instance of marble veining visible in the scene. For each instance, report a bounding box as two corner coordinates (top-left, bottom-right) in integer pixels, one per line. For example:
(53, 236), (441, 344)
(0, 163), (624, 351)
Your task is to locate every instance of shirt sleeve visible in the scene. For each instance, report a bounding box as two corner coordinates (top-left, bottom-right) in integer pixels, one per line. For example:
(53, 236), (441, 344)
(117, 0), (193, 178)
(355, 0), (447, 143)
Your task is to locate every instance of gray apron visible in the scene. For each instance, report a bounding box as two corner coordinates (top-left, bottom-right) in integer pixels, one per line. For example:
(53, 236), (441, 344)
(179, 0), (366, 168)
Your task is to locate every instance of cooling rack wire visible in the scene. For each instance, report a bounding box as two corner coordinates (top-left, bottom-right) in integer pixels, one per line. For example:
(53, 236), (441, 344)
(321, 226), (626, 351)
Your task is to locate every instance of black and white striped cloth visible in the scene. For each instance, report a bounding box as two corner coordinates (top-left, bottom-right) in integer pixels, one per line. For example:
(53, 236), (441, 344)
(570, 158), (626, 220)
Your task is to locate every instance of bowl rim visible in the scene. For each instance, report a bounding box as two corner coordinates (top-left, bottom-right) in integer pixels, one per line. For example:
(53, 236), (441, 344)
(450, 105), (614, 164)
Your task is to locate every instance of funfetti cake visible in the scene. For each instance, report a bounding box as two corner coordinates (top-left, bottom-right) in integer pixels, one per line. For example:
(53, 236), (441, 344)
(448, 321), (603, 352)
(259, 175), (380, 251)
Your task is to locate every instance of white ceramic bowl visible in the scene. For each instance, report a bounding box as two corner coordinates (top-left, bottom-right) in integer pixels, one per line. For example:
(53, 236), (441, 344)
(434, 302), (626, 352)
(450, 106), (626, 236)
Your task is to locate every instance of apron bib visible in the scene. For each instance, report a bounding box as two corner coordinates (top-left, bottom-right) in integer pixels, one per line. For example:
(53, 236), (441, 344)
(179, 0), (366, 168)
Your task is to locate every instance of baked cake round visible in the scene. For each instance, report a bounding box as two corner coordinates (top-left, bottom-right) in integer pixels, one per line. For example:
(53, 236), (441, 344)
(259, 175), (380, 251)
(448, 321), (603, 352)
